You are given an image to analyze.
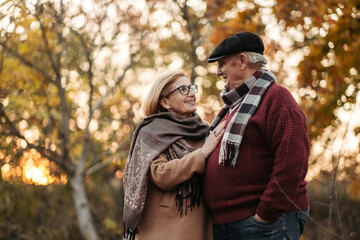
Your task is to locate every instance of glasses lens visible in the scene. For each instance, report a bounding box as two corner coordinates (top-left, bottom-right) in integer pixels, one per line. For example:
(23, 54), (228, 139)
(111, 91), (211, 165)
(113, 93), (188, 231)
(189, 85), (198, 94)
(179, 86), (190, 95)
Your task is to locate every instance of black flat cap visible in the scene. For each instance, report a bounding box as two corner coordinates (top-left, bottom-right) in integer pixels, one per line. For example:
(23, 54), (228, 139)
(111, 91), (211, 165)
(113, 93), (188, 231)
(208, 32), (264, 63)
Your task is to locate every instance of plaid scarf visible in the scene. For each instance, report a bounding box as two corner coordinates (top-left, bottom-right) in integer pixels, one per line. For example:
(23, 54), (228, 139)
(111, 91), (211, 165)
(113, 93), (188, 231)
(208, 69), (275, 167)
(123, 112), (208, 239)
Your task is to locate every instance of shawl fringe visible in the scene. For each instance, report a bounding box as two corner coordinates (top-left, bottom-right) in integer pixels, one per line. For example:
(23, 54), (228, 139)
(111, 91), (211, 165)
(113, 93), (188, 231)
(175, 173), (202, 216)
(165, 144), (203, 216)
(123, 224), (137, 240)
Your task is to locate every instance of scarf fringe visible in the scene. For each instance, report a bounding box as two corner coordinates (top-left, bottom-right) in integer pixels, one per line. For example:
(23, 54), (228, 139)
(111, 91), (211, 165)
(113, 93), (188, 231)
(219, 141), (240, 167)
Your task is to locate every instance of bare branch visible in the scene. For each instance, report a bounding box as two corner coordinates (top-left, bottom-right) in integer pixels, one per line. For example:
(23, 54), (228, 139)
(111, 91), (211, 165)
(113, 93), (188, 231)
(79, 51), (137, 174)
(34, 7), (61, 81)
(0, 103), (75, 175)
(172, 0), (209, 82)
(0, 45), (4, 76)
(76, 25), (144, 180)
(86, 152), (127, 176)
(85, 129), (133, 175)
(350, 229), (360, 239)
(68, 27), (94, 114)
(0, 42), (56, 84)
(272, 176), (343, 239)
(327, 92), (358, 239)
(313, 201), (331, 208)
(89, 33), (144, 117)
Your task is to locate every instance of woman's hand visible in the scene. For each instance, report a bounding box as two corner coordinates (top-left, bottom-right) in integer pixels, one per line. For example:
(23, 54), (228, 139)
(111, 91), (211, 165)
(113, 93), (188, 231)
(201, 121), (226, 158)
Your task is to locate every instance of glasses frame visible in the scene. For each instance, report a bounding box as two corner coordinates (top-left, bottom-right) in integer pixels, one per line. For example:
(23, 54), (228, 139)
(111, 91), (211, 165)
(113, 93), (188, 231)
(166, 84), (198, 97)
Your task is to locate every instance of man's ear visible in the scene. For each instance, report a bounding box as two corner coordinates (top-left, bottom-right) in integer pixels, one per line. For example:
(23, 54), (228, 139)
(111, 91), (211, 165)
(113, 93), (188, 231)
(239, 53), (248, 70)
(160, 98), (170, 110)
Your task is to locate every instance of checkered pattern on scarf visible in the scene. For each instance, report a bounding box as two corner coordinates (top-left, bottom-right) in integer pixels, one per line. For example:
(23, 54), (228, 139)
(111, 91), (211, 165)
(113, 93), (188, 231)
(208, 69), (275, 167)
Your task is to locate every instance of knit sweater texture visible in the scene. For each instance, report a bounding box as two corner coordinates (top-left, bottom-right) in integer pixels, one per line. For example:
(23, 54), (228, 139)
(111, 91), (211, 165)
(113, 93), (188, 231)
(203, 82), (310, 224)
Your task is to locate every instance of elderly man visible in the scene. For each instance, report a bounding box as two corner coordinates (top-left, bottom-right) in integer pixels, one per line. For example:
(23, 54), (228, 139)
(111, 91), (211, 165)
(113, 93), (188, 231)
(203, 32), (310, 240)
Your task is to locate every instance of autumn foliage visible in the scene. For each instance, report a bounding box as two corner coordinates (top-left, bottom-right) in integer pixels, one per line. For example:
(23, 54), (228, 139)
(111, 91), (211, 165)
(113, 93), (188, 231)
(1, 0), (360, 239)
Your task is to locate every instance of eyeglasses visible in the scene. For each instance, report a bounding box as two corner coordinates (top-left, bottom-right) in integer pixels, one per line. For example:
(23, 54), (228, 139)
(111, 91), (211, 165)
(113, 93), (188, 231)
(166, 85), (198, 97)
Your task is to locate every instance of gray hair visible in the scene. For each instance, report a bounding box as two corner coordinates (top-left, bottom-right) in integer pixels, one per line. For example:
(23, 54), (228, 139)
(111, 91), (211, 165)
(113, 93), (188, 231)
(243, 52), (267, 68)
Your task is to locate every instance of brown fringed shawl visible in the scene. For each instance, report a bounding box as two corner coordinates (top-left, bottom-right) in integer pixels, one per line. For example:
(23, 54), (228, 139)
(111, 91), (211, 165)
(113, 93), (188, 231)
(123, 112), (208, 239)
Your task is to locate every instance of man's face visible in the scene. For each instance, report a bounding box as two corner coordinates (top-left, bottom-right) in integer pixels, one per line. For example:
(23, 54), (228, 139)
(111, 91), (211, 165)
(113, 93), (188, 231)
(216, 54), (245, 90)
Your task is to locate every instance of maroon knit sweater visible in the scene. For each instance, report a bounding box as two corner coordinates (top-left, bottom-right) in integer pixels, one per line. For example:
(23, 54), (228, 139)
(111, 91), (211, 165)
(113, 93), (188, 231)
(203, 82), (310, 224)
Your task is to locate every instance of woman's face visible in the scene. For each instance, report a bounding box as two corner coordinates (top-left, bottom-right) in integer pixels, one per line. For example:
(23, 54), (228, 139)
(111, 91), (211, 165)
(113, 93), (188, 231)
(161, 76), (197, 118)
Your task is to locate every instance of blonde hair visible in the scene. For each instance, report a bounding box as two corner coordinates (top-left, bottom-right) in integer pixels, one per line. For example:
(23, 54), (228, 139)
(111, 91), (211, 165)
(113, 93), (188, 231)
(142, 70), (187, 116)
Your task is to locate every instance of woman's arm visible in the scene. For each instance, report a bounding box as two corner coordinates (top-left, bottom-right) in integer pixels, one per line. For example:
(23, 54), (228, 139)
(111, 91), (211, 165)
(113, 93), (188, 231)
(150, 149), (205, 191)
(150, 120), (227, 191)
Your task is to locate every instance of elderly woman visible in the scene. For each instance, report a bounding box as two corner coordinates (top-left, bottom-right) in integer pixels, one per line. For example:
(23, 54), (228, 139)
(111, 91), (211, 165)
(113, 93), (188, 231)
(123, 70), (225, 240)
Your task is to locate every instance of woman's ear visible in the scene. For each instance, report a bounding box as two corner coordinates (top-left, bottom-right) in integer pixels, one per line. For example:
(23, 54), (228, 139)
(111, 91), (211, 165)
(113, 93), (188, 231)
(160, 98), (170, 110)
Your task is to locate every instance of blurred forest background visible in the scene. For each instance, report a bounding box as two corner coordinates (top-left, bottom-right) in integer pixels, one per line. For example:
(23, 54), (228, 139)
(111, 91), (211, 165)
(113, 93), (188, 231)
(0, 0), (359, 239)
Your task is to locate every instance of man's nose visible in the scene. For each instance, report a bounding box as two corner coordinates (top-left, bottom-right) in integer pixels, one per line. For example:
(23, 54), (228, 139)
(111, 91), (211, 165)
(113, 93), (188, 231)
(216, 67), (222, 76)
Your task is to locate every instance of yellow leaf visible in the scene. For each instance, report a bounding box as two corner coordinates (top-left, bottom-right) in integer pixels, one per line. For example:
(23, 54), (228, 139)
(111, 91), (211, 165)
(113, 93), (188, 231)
(103, 218), (117, 230)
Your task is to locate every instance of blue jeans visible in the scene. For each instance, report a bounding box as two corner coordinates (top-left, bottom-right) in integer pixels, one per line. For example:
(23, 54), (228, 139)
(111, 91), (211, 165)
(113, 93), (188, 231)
(213, 209), (309, 240)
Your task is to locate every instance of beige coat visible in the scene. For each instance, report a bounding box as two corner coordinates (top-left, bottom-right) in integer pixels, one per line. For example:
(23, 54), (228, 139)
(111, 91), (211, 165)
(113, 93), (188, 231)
(137, 140), (213, 240)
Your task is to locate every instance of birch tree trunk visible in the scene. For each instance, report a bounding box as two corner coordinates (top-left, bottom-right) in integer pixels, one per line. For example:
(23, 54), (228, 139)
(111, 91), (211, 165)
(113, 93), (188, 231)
(70, 173), (99, 240)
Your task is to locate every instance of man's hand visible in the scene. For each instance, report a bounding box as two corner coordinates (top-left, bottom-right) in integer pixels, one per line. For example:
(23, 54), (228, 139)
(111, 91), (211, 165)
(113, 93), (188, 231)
(254, 214), (268, 223)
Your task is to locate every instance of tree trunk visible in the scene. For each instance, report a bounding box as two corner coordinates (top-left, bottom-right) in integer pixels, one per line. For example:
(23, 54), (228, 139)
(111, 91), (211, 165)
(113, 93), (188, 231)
(70, 173), (99, 240)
